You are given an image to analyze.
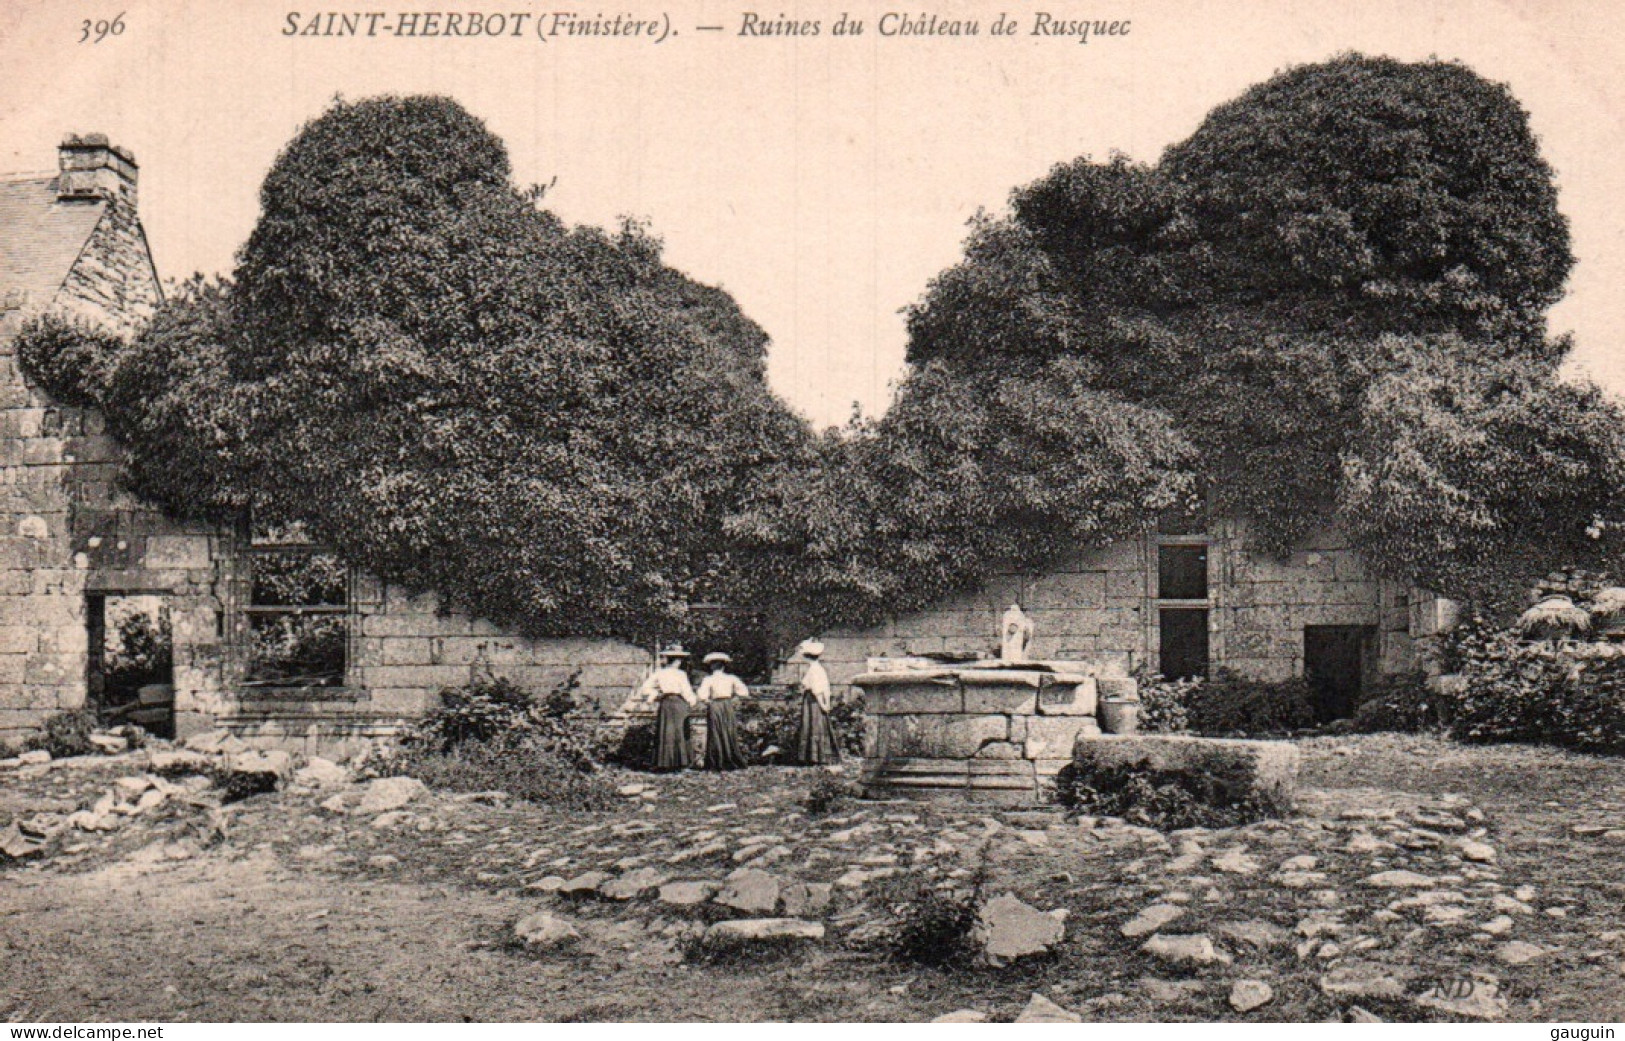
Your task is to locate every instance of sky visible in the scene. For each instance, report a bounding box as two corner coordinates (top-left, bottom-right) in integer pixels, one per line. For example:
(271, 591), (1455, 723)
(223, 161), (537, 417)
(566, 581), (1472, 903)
(3, 0), (1623, 428)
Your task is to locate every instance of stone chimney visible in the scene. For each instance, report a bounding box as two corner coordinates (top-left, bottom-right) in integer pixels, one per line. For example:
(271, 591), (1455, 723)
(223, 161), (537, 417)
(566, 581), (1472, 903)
(57, 133), (138, 208)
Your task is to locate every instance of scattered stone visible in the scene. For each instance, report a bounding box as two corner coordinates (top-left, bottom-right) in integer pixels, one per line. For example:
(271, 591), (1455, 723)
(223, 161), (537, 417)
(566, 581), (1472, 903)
(1346, 1006), (1384, 1023)
(1142, 933), (1230, 966)
(1413, 974), (1507, 1020)
(599, 866), (669, 901)
(780, 881), (832, 917)
(88, 733), (128, 754)
(1496, 941), (1546, 966)
(0, 823), (45, 860)
(1363, 870), (1435, 888)
(133, 789), (166, 813)
(976, 893), (1066, 967)
(1121, 903), (1185, 939)
(370, 811), (414, 829)
(659, 880), (720, 906)
(1280, 854), (1319, 871)
(559, 871), (611, 897)
(514, 911), (581, 948)
(1482, 915), (1515, 936)
(703, 918), (824, 944)
(1213, 920), (1291, 950)
(711, 865), (781, 908)
(1572, 824), (1610, 837)
(1140, 978), (1204, 1004)
(1458, 839), (1497, 863)
(1211, 850), (1262, 875)
(1345, 832), (1396, 854)
(368, 854), (400, 868)
(617, 783), (649, 798)
(18, 750), (51, 765)
(356, 776), (427, 814)
(1492, 894), (1534, 915)
(1274, 871), (1330, 889)
(930, 1010), (987, 1023)
(294, 757), (349, 787)
(1229, 980), (1274, 1013)
(1014, 993), (1080, 1024)
(320, 794), (351, 815)
(1320, 965), (1408, 1000)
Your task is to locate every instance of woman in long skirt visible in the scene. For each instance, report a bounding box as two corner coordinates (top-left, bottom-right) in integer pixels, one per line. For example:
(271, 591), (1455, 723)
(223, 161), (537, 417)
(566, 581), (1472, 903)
(698, 652), (750, 770)
(795, 640), (840, 765)
(640, 644), (695, 771)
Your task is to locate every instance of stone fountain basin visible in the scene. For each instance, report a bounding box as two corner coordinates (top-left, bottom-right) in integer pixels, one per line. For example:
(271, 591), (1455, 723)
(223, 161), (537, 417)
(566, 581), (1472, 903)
(854, 662), (1135, 805)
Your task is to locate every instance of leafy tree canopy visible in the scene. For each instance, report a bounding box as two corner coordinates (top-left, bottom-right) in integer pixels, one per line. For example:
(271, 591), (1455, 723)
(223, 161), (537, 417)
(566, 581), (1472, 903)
(22, 95), (811, 645)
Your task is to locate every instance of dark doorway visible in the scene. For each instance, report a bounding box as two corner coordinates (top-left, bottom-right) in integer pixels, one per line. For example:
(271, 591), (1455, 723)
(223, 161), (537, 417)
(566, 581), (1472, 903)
(87, 594), (175, 738)
(1159, 608), (1209, 680)
(1303, 625), (1374, 722)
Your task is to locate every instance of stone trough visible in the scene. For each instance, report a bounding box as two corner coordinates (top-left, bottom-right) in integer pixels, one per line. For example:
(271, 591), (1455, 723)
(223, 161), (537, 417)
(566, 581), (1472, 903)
(853, 656), (1137, 804)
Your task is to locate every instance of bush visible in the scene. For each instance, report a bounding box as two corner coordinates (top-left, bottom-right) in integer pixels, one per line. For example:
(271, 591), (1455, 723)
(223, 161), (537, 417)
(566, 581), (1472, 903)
(1184, 669), (1318, 735)
(1352, 671), (1443, 733)
(387, 733), (614, 811)
(383, 672), (614, 807)
(23, 710), (100, 758)
(803, 772), (857, 815)
(1055, 758), (1288, 830)
(1447, 615), (1625, 753)
(875, 849), (991, 966)
(1131, 670), (1196, 733)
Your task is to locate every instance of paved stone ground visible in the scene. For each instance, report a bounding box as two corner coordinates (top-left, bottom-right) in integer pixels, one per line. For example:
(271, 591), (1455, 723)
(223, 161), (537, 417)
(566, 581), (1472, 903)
(3, 733), (1625, 1022)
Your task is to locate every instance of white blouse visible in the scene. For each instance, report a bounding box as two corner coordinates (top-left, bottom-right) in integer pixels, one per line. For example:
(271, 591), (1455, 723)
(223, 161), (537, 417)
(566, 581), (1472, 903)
(697, 672), (749, 702)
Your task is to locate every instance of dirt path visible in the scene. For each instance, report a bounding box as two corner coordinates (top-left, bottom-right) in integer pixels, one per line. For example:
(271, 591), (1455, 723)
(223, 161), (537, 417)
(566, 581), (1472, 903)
(4, 734), (1625, 1023)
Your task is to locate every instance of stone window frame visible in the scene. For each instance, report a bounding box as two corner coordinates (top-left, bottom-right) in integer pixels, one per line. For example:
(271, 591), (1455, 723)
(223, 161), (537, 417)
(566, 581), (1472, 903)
(233, 526), (360, 697)
(1149, 532), (1218, 678)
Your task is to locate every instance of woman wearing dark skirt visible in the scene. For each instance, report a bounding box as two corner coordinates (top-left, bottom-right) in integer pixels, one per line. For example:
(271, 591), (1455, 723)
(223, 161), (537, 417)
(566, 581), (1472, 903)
(795, 640), (840, 765)
(698, 652), (749, 771)
(638, 644), (695, 771)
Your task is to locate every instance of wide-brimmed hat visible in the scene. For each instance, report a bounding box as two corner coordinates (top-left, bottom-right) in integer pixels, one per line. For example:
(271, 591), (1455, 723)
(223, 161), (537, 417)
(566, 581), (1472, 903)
(658, 643), (689, 659)
(703, 652), (732, 665)
(800, 640), (825, 658)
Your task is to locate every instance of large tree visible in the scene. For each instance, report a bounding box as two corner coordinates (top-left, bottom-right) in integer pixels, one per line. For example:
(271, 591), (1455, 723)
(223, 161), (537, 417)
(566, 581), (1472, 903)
(874, 53), (1620, 610)
(23, 96), (812, 645)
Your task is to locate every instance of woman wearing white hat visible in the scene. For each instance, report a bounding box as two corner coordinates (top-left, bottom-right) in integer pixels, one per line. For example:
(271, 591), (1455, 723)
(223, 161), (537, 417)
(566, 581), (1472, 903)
(639, 644), (696, 771)
(697, 652), (749, 771)
(795, 640), (840, 765)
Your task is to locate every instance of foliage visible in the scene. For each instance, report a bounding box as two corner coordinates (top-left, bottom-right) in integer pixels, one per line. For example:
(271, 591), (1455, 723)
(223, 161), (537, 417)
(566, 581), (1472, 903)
(18, 95), (813, 650)
(802, 771), (858, 815)
(1183, 669), (1319, 734)
(206, 763), (281, 804)
(875, 847), (992, 966)
(732, 695), (865, 763)
(1130, 669), (1196, 733)
(1340, 356), (1625, 614)
(878, 52), (1610, 601)
(13, 314), (124, 409)
(382, 672), (613, 805)
(386, 732), (614, 811)
(23, 710), (100, 759)
(1054, 757), (1289, 829)
(104, 607), (172, 693)
(1445, 613), (1625, 754)
(1351, 671), (1444, 733)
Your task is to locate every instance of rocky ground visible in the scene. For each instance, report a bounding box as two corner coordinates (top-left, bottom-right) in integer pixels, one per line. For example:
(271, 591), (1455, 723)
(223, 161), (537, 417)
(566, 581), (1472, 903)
(2, 732), (1624, 1022)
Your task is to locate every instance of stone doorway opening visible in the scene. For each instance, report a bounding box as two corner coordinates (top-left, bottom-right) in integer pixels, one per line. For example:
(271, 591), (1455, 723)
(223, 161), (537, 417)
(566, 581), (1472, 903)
(86, 593), (175, 738)
(1303, 624), (1375, 722)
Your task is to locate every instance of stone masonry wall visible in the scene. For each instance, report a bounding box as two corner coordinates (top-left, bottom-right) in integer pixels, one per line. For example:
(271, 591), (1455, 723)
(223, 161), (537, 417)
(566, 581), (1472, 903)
(787, 521), (1419, 698)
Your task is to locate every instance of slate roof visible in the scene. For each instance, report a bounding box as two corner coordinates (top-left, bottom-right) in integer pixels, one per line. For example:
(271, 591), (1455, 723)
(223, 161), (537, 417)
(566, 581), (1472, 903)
(0, 173), (109, 309)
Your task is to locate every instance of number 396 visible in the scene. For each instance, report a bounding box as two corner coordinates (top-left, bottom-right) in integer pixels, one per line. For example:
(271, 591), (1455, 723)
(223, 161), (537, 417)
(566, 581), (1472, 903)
(80, 13), (126, 43)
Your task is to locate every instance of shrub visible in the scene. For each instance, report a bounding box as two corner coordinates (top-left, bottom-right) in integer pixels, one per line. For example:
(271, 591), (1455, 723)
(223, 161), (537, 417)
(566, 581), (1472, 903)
(803, 772), (858, 815)
(1352, 671), (1442, 733)
(387, 733), (614, 811)
(23, 710), (100, 759)
(875, 848), (991, 966)
(1184, 669), (1318, 735)
(1055, 758), (1288, 830)
(1447, 614), (1625, 753)
(383, 672), (614, 806)
(1131, 669), (1196, 733)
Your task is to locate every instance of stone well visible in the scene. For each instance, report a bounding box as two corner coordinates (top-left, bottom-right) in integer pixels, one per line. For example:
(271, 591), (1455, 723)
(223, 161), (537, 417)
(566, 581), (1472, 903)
(853, 657), (1136, 804)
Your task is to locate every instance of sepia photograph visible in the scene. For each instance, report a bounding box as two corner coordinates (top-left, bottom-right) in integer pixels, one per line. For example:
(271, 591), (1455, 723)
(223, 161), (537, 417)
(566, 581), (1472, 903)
(2, 0), (1625, 1027)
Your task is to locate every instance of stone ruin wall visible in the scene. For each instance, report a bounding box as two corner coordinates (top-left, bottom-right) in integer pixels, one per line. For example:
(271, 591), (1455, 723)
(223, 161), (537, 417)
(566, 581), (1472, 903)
(784, 518), (1432, 699)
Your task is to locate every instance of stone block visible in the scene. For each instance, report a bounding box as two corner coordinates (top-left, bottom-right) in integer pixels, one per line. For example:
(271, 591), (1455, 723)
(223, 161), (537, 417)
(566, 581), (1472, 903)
(140, 535), (211, 570)
(380, 638), (436, 666)
(873, 713), (1008, 759)
(1024, 717), (1098, 760)
(357, 665), (470, 690)
(1025, 571), (1107, 610)
(1071, 734), (1299, 809)
(1038, 677), (1096, 716)
(863, 680), (962, 715)
(962, 679), (1038, 715)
